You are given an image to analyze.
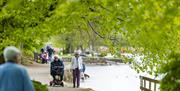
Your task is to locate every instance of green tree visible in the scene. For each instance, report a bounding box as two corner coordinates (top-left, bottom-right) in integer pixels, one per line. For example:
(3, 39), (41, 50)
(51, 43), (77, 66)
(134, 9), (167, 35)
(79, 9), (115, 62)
(0, 0), (60, 55)
(0, 0), (179, 90)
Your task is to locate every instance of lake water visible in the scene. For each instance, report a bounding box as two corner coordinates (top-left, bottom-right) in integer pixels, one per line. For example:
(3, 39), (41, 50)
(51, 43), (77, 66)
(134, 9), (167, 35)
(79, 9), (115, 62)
(81, 64), (140, 91)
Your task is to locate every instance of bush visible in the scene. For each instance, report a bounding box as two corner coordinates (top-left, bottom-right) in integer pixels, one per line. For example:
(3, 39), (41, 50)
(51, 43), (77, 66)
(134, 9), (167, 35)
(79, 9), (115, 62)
(32, 80), (48, 91)
(99, 52), (107, 57)
(160, 52), (180, 91)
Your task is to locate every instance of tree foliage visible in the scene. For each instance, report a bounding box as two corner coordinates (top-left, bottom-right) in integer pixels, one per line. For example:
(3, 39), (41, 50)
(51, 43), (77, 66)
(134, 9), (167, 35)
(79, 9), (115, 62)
(0, 0), (60, 54)
(50, 0), (180, 90)
(0, 0), (179, 90)
(160, 51), (180, 91)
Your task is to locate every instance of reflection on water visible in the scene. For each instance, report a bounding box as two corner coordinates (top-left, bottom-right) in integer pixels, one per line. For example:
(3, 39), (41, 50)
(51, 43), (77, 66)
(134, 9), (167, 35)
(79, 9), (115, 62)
(81, 64), (140, 91)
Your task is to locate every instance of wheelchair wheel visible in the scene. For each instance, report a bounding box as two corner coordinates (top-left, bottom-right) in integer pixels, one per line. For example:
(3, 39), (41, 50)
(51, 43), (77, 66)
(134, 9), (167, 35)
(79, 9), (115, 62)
(61, 82), (64, 87)
(50, 81), (55, 86)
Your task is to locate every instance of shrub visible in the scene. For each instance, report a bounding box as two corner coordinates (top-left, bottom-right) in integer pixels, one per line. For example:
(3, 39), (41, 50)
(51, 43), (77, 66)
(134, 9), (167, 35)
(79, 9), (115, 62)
(99, 52), (107, 57)
(32, 80), (48, 91)
(160, 52), (180, 91)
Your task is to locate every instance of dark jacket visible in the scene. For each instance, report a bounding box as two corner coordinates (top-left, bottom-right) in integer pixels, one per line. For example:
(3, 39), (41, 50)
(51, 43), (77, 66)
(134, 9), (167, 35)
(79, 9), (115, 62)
(50, 59), (64, 75)
(47, 48), (54, 57)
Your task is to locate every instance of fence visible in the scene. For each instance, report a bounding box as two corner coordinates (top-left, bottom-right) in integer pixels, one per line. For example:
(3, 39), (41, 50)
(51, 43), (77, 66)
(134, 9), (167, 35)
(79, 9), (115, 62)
(140, 76), (160, 91)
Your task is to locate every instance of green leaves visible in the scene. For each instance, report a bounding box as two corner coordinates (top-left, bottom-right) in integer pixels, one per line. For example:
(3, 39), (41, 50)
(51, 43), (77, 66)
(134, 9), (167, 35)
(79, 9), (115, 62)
(32, 80), (48, 91)
(0, 2), (179, 90)
(0, 0), (60, 54)
(160, 51), (180, 91)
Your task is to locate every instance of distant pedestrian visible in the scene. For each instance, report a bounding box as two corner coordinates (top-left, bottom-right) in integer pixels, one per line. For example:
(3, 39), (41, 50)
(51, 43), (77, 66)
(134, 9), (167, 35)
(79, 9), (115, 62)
(47, 46), (54, 61)
(0, 46), (35, 91)
(71, 52), (83, 88)
(41, 52), (48, 64)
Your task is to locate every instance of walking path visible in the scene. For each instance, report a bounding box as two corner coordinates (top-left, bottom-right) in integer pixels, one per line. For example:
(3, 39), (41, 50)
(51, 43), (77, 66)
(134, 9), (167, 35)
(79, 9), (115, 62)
(26, 63), (93, 91)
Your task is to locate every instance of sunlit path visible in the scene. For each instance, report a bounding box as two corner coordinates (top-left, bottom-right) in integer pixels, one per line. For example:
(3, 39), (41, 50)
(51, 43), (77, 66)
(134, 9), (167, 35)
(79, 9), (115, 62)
(26, 63), (93, 91)
(27, 63), (51, 85)
(49, 87), (92, 91)
(27, 63), (140, 91)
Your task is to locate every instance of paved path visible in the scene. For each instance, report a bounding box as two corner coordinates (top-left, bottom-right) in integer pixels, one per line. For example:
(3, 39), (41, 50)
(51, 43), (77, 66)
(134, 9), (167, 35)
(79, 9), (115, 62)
(26, 63), (93, 91)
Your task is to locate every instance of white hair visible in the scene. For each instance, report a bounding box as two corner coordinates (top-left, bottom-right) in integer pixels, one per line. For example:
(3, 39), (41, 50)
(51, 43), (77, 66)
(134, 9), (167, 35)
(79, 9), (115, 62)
(3, 46), (21, 61)
(54, 55), (59, 58)
(74, 50), (80, 55)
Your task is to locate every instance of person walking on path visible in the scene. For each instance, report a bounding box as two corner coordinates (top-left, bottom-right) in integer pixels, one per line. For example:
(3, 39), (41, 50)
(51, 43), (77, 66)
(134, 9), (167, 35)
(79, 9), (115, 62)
(47, 46), (54, 61)
(0, 46), (35, 91)
(41, 52), (48, 64)
(71, 52), (83, 88)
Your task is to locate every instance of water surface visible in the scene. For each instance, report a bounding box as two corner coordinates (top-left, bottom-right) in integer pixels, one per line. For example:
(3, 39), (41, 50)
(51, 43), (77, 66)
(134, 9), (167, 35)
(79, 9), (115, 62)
(81, 64), (140, 91)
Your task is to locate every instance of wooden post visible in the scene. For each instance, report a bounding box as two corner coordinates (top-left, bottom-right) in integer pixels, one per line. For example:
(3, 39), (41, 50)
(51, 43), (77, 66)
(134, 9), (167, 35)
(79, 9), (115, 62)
(140, 76), (159, 91)
(144, 79), (146, 88)
(149, 81), (151, 90)
(140, 76), (143, 91)
(154, 83), (156, 91)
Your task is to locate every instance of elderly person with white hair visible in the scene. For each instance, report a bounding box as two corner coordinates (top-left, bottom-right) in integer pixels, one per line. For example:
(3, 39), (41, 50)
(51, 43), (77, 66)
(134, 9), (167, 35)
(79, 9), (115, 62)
(71, 52), (83, 88)
(0, 46), (35, 91)
(50, 55), (64, 82)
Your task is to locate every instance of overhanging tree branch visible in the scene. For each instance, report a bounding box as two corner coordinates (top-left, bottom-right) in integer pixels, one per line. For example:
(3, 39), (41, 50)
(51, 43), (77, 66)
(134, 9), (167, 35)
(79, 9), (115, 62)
(82, 16), (120, 44)
(87, 20), (105, 39)
(98, 4), (124, 22)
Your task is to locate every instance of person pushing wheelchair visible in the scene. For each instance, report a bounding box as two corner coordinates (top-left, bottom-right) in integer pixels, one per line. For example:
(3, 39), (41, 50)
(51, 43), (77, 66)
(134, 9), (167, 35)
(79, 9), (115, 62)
(50, 55), (64, 82)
